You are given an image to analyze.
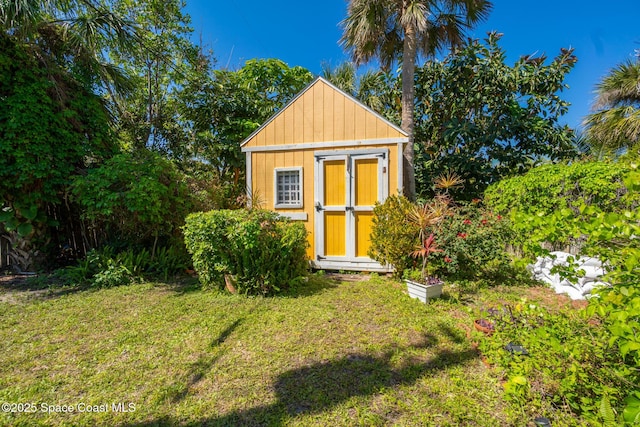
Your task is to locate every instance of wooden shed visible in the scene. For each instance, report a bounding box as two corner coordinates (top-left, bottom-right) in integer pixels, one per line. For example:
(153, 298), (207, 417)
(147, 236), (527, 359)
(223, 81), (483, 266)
(241, 77), (408, 271)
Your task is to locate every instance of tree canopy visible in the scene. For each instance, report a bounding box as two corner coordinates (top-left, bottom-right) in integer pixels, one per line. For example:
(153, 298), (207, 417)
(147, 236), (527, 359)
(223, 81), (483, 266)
(0, 33), (115, 238)
(0, 0), (606, 271)
(413, 33), (578, 198)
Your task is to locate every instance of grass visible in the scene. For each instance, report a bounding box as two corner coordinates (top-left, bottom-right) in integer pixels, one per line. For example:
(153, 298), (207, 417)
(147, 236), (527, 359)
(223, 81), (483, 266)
(0, 274), (577, 426)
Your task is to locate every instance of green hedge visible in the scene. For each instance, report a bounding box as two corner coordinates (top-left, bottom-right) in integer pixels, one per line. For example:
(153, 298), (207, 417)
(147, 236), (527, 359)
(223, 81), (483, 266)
(484, 160), (640, 254)
(183, 209), (309, 295)
(484, 160), (634, 216)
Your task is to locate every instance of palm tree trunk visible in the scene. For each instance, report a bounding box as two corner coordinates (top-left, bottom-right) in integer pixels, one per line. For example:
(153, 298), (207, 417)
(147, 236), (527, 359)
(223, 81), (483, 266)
(401, 22), (417, 201)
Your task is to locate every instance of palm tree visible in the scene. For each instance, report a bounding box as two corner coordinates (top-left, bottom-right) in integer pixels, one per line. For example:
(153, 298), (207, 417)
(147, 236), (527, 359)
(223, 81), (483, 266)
(584, 57), (640, 154)
(322, 62), (399, 118)
(321, 62), (357, 94)
(1, 0), (137, 94)
(340, 0), (492, 199)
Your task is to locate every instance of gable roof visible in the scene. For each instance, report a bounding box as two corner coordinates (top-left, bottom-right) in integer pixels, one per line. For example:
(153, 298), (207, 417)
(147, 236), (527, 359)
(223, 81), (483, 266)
(240, 76), (407, 150)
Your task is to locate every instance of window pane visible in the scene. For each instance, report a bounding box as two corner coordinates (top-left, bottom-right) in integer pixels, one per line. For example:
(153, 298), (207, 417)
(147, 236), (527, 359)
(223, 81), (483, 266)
(276, 170), (301, 206)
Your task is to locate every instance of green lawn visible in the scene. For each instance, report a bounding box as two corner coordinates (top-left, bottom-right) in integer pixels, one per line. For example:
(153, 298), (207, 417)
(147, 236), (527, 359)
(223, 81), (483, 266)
(0, 275), (574, 426)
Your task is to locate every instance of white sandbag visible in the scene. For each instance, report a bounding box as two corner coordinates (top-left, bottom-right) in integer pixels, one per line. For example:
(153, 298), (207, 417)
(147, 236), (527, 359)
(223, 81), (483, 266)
(527, 251), (610, 300)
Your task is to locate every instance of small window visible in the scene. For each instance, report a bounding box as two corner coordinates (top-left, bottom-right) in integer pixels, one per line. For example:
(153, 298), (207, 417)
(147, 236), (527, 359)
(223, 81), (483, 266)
(274, 167), (303, 208)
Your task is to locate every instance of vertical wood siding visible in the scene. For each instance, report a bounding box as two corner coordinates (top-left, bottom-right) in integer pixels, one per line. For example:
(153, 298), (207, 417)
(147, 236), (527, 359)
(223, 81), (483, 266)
(243, 79), (405, 147)
(354, 159), (378, 206)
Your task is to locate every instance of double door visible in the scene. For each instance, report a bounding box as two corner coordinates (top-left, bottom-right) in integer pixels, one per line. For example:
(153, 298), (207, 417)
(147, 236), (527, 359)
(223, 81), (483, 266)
(315, 150), (388, 266)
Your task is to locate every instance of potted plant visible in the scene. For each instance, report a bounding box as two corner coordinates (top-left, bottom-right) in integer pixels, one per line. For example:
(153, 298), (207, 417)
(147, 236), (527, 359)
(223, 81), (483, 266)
(403, 233), (444, 303)
(402, 197), (452, 303)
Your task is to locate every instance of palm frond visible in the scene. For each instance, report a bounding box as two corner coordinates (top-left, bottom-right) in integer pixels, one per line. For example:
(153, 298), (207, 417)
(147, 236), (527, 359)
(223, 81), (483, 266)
(585, 106), (640, 151)
(434, 171), (464, 192)
(401, 1), (428, 34)
(593, 59), (640, 109)
(585, 56), (640, 153)
(340, 0), (396, 65)
(0, 0), (46, 33)
(321, 62), (357, 95)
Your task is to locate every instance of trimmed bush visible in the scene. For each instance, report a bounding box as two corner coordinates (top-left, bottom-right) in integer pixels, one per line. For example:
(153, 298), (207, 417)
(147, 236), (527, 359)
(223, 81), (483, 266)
(183, 209), (309, 295)
(368, 195), (419, 276)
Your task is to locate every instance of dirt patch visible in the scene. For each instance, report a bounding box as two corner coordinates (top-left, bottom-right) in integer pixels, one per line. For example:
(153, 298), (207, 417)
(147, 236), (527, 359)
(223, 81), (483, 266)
(0, 274), (32, 288)
(0, 274), (31, 303)
(325, 273), (372, 283)
(0, 274), (76, 304)
(519, 286), (588, 311)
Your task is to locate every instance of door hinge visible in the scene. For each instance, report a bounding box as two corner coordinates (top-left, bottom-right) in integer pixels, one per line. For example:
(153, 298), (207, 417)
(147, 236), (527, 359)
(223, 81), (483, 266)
(317, 255), (325, 260)
(315, 202), (324, 212)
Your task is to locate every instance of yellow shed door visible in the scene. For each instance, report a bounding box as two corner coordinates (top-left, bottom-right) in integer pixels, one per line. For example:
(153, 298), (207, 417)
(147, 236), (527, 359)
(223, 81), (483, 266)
(315, 151), (388, 268)
(323, 159), (347, 257)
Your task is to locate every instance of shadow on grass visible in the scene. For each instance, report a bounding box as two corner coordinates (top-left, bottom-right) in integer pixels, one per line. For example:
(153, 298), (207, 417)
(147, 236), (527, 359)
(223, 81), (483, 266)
(281, 274), (339, 298)
(123, 339), (479, 427)
(0, 274), (95, 303)
(163, 276), (203, 295)
(157, 318), (244, 404)
(437, 322), (468, 344)
(0, 273), (204, 303)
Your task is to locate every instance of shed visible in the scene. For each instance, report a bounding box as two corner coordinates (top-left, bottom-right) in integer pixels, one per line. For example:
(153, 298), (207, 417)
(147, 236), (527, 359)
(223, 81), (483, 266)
(241, 77), (408, 271)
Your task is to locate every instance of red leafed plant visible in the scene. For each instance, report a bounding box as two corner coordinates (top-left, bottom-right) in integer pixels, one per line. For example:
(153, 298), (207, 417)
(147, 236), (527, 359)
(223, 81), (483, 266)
(410, 233), (443, 281)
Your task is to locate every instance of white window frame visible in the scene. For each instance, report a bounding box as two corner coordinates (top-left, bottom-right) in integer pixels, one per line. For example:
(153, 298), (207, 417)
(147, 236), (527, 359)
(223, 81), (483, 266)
(274, 167), (303, 209)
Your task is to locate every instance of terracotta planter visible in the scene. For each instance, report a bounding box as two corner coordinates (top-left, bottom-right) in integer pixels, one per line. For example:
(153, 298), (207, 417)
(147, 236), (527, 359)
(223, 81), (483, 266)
(404, 279), (443, 303)
(474, 319), (495, 335)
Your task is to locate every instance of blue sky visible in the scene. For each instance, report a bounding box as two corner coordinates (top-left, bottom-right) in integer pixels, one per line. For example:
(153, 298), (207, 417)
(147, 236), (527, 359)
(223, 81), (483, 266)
(184, 0), (639, 130)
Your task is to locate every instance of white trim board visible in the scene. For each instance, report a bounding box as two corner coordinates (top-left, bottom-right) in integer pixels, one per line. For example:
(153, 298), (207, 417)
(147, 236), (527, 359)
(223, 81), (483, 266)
(241, 137), (408, 153)
(278, 212), (307, 221)
(314, 147), (389, 158)
(310, 259), (393, 273)
(245, 151), (252, 208)
(397, 141), (404, 195)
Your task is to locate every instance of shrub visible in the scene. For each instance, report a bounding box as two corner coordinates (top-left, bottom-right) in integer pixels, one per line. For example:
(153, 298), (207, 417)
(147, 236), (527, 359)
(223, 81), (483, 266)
(45, 244), (190, 287)
(484, 160), (640, 254)
(368, 195), (419, 276)
(91, 261), (136, 288)
(369, 195), (520, 286)
(478, 303), (637, 425)
(429, 203), (516, 285)
(183, 209), (309, 295)
(497, 165), (640, 424)
(71, 150), (193, 249)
